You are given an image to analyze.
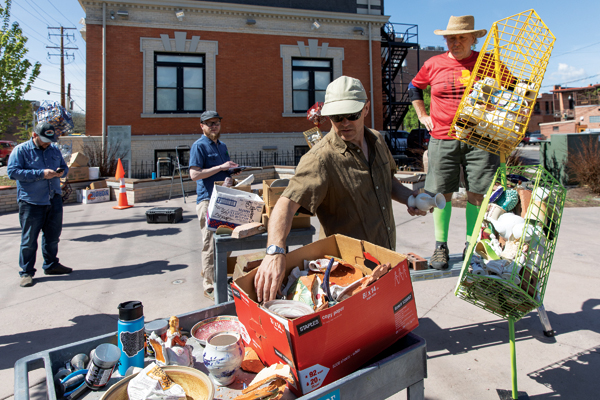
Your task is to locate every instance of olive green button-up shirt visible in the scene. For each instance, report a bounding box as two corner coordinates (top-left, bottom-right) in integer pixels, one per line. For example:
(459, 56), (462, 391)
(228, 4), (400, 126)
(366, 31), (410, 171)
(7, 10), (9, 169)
(282, 127), (397, 250)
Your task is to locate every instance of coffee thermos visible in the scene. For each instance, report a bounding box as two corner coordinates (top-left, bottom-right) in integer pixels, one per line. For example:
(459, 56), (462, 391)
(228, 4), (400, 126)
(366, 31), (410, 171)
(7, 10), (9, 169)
(117, 301), (144, 375)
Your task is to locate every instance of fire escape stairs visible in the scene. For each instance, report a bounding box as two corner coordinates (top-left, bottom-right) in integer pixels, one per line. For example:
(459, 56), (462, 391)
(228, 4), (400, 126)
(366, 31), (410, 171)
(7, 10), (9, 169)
(381, 23), (419, 136)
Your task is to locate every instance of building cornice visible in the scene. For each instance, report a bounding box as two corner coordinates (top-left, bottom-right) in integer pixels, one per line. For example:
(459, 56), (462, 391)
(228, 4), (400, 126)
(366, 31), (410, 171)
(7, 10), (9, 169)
(80, 0), (390, 26)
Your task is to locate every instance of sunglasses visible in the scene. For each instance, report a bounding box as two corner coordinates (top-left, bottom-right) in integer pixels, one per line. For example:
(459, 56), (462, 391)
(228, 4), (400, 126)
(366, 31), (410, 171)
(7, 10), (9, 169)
(203, 121), (221, 127)
(329, 109), (363, 123)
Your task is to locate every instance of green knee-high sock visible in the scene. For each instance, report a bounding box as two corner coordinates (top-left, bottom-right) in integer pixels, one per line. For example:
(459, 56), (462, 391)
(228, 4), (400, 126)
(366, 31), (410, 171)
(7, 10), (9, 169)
(433, 201), (452, 243)
(466, 202), (481, 242)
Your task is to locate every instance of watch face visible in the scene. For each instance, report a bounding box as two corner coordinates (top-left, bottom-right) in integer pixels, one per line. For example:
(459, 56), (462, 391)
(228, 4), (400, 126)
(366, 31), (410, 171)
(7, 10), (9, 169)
(267, 245), (284, 255)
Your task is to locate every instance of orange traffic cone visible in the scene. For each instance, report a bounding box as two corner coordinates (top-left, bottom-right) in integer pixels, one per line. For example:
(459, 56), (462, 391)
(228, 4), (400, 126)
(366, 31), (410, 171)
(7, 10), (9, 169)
(113, 159), (133, 209)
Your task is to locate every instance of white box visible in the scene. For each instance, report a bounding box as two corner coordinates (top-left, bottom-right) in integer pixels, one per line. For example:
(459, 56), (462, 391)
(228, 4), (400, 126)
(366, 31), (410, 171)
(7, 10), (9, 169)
(77, 188), (111, 204)
(206, 185), (264, 231)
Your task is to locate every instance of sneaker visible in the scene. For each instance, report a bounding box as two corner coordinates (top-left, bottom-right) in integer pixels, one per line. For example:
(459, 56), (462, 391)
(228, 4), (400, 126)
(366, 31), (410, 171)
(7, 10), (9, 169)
(44, 264), (73, 275)
(204, 288), (215, 301)
(430, 243), (450, 270)
(20, 275), (33, 287)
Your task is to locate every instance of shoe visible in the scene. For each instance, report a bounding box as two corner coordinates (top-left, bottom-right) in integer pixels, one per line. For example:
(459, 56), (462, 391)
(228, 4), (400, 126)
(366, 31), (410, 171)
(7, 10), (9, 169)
(44, 264), (73, 275)
(430, 243), (450, 270)
(204, 288), (215, 301)
(20, 275), (33, 287)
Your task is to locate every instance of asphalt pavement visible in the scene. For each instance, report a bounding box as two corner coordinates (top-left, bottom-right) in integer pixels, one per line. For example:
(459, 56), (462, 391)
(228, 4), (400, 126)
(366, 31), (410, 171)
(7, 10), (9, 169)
(2, 154), (599, 399)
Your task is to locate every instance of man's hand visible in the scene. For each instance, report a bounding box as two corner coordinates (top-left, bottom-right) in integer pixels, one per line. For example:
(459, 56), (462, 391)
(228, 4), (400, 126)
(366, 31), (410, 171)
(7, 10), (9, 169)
(220, 161), (239, 171)
(43, 169), (62, 179)
(406, 190), (435, 216)
(418, 115), (434, 132)
(254, 254), (286, 303)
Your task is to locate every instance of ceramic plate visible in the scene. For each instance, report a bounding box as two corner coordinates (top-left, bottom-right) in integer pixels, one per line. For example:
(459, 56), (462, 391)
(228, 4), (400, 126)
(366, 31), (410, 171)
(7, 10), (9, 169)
(191, 316), (245, 345)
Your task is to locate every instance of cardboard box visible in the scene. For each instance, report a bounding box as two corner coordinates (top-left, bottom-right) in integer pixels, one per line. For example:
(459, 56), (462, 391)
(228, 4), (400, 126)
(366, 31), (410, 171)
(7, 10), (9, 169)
(232, 251), (265, 281)
(262, 179), (310, 218)
(90, 180), (107, 189)
(63, 167), (89, 182)
(232, 234), (418, 395)
(77, 188), (111, 204)
(215, 180), (251, 193)
(206, 185), (264, 231)
(262, 179), (286, 208)
(262, 213), (311, 230)
(68, 152), (89, 167)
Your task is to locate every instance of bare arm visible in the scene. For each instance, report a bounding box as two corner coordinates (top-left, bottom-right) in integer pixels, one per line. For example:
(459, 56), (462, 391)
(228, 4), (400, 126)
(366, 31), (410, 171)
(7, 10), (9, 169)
(254, 197), (301, 303)
(411, 100), (434, 132)
(189, 161), (238, 181)
(392, 177), (428, 216)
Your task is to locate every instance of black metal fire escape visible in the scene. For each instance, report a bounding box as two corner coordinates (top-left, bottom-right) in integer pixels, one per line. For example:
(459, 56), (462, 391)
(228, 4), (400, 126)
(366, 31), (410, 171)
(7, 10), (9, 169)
(381, 23), (419, 152)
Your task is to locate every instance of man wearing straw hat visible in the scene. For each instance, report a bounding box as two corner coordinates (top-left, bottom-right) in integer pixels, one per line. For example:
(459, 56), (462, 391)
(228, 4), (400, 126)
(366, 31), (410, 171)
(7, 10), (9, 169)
(409, 15), (513, 270)
(254, 76), (426, 303)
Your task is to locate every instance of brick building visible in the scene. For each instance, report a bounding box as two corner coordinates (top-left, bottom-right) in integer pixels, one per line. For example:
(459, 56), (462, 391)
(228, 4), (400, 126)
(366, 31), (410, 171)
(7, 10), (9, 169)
(537, 84), (600, 137)
(77, 0), (391, 167)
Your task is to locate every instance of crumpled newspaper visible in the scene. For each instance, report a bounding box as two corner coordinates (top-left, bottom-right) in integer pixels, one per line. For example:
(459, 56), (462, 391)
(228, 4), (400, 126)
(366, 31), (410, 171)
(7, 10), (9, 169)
(127, 362), (186, 400)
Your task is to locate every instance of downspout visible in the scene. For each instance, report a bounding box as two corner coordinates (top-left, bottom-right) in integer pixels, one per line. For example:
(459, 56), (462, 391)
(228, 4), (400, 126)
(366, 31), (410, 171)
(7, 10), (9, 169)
(102, 2), (106, 152)
(369, 22), (375, 129)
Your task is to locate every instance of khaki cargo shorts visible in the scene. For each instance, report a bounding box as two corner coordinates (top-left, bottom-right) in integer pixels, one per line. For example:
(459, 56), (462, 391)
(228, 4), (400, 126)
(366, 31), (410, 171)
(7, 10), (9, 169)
(424, 138), (499, 195)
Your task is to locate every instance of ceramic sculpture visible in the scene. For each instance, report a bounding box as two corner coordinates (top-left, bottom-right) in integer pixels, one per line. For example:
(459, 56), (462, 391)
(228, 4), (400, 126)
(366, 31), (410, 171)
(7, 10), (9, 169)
(407, 193), (446, 211)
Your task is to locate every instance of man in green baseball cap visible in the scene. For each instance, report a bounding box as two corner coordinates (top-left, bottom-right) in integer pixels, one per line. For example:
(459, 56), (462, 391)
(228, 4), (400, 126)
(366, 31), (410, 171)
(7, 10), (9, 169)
(254, 76), (426, 302)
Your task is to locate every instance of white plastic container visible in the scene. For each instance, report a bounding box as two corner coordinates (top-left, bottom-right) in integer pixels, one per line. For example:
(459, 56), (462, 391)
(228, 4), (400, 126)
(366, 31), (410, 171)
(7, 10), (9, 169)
(89, 167), (100, 180)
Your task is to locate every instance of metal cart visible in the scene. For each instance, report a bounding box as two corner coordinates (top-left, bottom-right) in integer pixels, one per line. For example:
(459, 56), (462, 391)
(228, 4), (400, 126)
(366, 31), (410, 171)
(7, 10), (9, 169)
(14, 302), (427, 400)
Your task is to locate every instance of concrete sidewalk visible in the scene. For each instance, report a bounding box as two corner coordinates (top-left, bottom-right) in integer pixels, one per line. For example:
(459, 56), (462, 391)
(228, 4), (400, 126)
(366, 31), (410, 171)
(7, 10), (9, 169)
(1, 193), (599, 399)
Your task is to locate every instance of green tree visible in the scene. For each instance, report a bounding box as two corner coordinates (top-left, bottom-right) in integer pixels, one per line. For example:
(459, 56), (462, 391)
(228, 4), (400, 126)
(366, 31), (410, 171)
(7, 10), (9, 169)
(0, 0), (41, 140)
(403, 87), (430, 131)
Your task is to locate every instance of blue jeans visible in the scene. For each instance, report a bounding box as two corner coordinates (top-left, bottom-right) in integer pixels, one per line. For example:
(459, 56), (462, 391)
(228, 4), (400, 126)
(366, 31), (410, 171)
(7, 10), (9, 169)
(18, 194), (63, 277)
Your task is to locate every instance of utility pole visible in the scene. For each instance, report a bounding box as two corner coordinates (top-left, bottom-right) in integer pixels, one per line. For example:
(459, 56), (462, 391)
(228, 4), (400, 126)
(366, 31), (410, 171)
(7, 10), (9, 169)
(47, 27), (78, 108)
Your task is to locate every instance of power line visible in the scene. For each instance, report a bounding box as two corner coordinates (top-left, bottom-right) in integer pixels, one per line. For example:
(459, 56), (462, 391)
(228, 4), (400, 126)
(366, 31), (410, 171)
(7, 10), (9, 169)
(552, 41), (600, 58)
(542, 73), (600, 88)
(12, 1), (49, 27)
(44, 0), (76, 27)
(22, 0), (57, 28)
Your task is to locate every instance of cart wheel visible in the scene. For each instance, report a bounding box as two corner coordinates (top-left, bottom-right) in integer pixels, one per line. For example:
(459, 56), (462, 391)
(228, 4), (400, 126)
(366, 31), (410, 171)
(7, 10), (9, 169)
(543, 329), (555, 337)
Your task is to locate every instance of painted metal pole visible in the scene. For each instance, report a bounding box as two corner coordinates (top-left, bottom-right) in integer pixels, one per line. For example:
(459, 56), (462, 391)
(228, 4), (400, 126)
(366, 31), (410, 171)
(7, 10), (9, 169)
(102, 2), (107, 153)
(368, 22), (375, 129)
(509, 317), (518, 399)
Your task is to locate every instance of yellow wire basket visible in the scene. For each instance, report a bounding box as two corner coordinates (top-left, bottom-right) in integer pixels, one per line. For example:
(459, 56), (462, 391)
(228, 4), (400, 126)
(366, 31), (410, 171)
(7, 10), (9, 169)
(448, 9), (556, 155)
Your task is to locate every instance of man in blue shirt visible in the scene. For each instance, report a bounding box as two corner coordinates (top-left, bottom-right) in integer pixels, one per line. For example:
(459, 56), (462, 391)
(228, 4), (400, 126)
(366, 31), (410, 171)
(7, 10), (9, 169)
(189, 111), (238, 300)
(7, 122), (72, 287)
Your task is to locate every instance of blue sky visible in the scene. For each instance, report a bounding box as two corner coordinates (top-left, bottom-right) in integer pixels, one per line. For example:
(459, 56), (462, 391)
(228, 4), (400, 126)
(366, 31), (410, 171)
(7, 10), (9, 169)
(9, 0), (600, 112)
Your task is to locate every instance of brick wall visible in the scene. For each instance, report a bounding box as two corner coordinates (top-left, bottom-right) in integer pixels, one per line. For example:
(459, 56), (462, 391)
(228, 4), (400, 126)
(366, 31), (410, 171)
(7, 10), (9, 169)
(86, 25), (383, 136)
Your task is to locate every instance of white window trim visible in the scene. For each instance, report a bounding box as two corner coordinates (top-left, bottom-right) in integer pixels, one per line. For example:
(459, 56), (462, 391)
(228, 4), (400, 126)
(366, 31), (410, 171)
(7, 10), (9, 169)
(281, 39), (343, 117)
(140, 33), (218, 118)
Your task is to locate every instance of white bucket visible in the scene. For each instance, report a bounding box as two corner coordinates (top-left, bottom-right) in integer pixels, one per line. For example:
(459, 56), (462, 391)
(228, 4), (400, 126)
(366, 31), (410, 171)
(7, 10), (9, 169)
(89, 167), (100, 180)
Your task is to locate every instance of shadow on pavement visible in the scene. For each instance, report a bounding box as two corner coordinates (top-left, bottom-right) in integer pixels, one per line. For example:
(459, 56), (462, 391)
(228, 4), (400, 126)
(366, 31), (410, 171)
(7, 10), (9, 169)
(33, 259), (189, 283)
(69, 227), (182, 242)
(527, 345), (600, 399)
(416, 299), (600, 358)
(0, 313), (116, 371)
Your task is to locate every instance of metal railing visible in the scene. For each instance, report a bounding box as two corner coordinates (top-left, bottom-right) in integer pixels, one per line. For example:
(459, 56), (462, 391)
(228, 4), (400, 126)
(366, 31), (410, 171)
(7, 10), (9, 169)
(127, 150), (304, 180)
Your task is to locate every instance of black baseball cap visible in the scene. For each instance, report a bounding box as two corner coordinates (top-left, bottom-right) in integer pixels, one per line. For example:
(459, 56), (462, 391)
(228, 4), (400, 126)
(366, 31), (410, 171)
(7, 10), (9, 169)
(200, 111), (222, 122)
(34, 122), (58, 143)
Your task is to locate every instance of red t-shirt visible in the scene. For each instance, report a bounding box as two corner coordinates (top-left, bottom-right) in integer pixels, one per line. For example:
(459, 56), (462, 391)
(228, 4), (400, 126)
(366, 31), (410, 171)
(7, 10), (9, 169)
(411, 51), (514, 140)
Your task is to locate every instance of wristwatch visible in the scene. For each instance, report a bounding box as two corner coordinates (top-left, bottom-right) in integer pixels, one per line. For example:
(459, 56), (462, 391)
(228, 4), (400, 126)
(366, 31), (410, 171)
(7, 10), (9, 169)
(266, 245), (286, 256)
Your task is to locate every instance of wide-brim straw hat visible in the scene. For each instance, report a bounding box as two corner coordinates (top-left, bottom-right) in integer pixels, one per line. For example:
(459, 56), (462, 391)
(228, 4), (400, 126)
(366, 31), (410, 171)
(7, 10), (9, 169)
(434, 15), (487, 38)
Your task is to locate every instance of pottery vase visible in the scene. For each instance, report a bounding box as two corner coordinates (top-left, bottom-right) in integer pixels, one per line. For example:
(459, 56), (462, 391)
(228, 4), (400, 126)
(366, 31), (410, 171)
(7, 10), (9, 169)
(203, 331), (244, 386)
(407, 193), (446, 211)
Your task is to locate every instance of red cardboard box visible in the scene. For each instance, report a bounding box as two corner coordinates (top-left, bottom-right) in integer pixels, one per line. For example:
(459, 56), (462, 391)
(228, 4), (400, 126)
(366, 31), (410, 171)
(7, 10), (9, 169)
(232, 234), (418, 395)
